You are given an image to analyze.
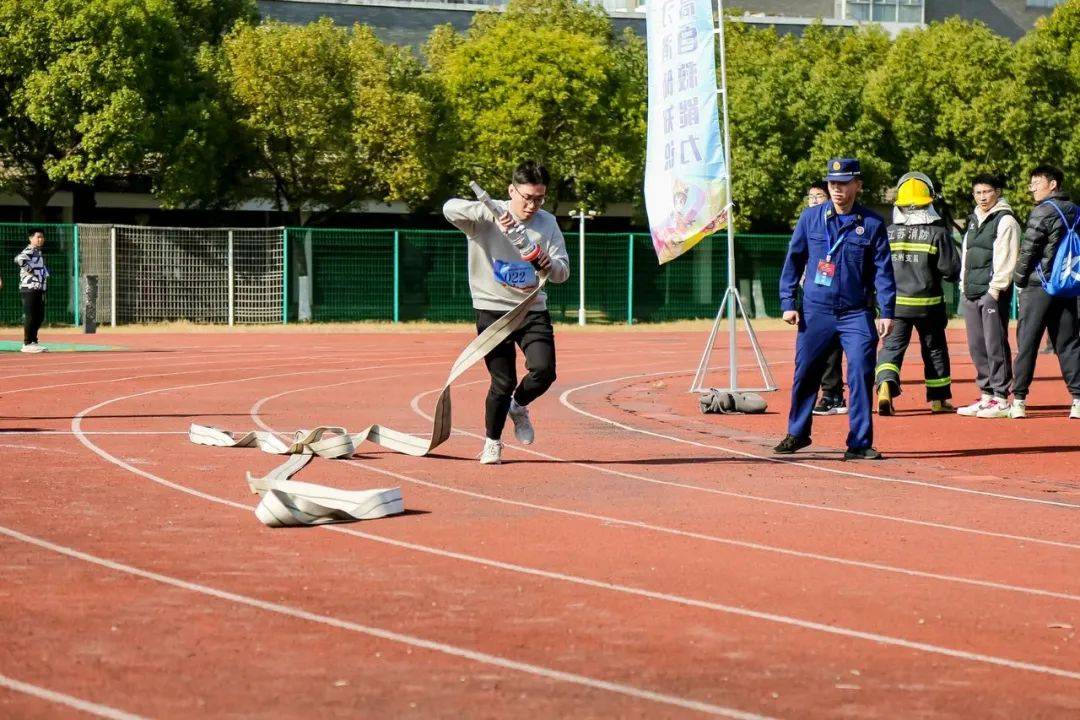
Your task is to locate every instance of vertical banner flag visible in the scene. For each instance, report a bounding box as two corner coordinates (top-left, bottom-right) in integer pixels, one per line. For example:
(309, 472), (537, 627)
(644, 0), (730, 264)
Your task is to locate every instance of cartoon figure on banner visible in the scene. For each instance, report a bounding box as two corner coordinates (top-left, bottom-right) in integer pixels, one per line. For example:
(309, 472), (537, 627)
(651, 178), (728, 262)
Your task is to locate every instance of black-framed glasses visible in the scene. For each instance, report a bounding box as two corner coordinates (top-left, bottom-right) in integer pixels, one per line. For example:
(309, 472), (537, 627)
(512, 185), (547, 207)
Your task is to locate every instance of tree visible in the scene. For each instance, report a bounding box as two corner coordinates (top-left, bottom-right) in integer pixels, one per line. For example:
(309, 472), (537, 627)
(424, 0), (645, 213)
(0, 0), (257, 219)
(994, 0), (1080, 214)
(218, 19), (437, 224)
(864, 18), (1014, 218)
(0, 1), (174, 217)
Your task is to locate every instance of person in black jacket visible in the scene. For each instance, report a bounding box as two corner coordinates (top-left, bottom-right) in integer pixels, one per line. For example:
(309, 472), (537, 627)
(875, 173), (961, 415)
(1010, 164), (1080, 420)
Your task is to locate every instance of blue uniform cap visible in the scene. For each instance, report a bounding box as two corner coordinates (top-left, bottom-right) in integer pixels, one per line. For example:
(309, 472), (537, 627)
(824, 158), (862, 183)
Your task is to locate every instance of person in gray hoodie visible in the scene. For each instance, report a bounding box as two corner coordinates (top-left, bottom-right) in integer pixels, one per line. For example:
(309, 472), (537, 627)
(956, 174), (1020, 418)
(443, 161), (570, 464)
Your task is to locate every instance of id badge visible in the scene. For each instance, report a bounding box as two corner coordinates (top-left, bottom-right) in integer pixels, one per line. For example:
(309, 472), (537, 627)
(814, 258), (836, 287)
(493, 259), (538, 290)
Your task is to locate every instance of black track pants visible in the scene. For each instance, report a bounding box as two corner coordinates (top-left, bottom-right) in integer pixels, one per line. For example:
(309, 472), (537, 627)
(475, 309), (557, 440)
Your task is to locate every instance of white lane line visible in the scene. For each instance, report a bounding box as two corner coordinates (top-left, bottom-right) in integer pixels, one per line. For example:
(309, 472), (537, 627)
(74, 363), (1080, 683)
(406, 377), (1078, 550)
(560, 370), (1080, 510)
(0, 672), (147, 720)
(395, 383), (1080, 602)
(1, 531), (766, 720)
(2, 351), (438, 397)
(0, 431), (192, 436)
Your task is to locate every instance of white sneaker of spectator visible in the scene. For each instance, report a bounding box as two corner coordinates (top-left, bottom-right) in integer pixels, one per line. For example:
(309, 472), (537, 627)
(975, 397), (1011, 419)
(20, 343), (44, 354)
(1070, 400), (1080, 420)
(1008, 400), (1027, 419)
(956, 395), (991, 417)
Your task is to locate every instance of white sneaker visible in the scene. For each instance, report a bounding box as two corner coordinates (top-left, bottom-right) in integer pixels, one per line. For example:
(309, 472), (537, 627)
(479, 438), (502, 465)
(1009, 400), (1027, 419)
(508, 400), (535, 445)
(1070, 401), (1080, 420)
(957, 395), (991, 417)
(20, 343), (43, 354)
(976, 397), (1011, 418)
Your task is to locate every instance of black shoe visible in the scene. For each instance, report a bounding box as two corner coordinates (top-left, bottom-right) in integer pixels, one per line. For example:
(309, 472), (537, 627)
(774, 434), (811, 454)
(813, 395), (848, 416)
(844, 446), (883, 461)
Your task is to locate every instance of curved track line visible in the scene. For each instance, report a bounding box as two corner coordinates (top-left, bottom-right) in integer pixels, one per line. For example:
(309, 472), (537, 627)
(560, 370), (1080, 510)
(0, 672), (146, 720)
(406, 377), (1078, 549)
(0, 526), (765, 720)
(394, 382), (1079, 602)
(71, 365), (1080, 684)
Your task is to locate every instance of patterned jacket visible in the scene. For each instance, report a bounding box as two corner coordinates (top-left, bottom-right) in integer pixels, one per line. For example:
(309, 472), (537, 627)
(14, 245), (49, 291)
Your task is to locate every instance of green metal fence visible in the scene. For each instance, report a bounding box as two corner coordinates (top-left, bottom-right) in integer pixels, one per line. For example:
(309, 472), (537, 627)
(0, 223), (77, 326)
(1, 223), (994, 326)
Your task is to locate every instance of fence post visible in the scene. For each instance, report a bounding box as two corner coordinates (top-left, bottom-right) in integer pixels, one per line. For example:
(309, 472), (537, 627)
(72, 225), (80, 327)
(109, 226), (117, 327)
(282, 227), (289, 325)
(627, 233), (634, 325)
(393, 230), (400, 323)
(227, 230), (235, 327)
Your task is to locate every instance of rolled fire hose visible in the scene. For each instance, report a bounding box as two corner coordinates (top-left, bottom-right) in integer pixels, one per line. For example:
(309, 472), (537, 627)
(191, 276), (547, 527)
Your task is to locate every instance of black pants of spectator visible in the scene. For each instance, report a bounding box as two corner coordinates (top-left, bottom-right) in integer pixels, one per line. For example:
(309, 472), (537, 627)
(1012, 285), (1080, 401)
(961, 290), (1012, 399)
(20, 289), (45, 345)
(476, 309), (557, 440)
(874, 308), (952, 401)
(819, 339), (844, 399)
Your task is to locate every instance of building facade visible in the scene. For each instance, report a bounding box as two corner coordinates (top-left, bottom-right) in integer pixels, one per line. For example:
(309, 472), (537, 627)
(258, 0), (1068, 44)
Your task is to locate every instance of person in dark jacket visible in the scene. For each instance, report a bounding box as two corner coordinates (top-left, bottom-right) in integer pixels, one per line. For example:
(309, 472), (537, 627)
(14, 228), (49, 353)
(875, 173), (960, 415)
(956, 174), (1020, 418)
(1010, 164), (1080, 420)
(805, 180), (848, 416)
(774, 158), (896, 460)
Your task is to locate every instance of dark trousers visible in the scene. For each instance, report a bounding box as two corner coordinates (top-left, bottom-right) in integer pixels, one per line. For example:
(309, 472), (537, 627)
(20, 289), (45, 345)
(962, 291), (1012, 399)
(476, 309), (557, 440)
(819, 340), (844, 398)
(788, 308), (877, 450)
(1012, 285), (1080, 400)
(875, 309), (952, 400)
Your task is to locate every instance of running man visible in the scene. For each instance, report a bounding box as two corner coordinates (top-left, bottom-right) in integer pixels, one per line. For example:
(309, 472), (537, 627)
(443, 161), (570, 464)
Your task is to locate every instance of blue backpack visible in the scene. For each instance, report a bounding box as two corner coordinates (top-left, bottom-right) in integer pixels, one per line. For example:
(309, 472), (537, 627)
(1036, 200), (1080, 298)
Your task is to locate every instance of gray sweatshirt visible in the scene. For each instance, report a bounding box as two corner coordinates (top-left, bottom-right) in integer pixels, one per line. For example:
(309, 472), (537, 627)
(443, 198), (570, 312)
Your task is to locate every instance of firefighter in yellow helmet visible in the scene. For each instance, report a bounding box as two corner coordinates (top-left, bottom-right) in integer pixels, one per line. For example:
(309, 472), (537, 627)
(875, 172), (961, 415)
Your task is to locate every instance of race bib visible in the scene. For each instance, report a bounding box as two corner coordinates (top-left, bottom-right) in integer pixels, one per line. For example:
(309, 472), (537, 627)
(493, 259), (538, 291)
(814, 259), (836, 287)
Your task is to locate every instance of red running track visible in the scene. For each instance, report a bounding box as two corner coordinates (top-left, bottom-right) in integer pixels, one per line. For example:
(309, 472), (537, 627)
(1, 327), (1078, 719)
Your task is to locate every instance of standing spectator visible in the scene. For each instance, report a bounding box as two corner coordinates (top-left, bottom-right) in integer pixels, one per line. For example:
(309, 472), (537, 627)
(806, 181), (848, 416)
(956, 174), (1020, 418)
(875, 172), (960, 415)
(14, 228), (49, 353)
(775, 158), (895, 460)
(1010, 164), (1080, 420)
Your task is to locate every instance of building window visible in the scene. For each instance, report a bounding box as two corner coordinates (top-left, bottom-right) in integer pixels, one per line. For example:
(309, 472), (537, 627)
(844, 0), (923, 23)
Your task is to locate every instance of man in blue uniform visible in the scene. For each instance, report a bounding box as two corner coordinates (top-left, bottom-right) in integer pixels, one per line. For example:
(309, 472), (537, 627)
(774, 158), (896, 460)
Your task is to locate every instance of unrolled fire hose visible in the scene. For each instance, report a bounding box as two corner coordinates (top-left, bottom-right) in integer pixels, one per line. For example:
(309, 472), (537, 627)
(190, 276), (547, 527)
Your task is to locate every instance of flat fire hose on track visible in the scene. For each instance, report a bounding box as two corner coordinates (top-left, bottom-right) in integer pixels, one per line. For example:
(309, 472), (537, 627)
(190, 277), (547, 527)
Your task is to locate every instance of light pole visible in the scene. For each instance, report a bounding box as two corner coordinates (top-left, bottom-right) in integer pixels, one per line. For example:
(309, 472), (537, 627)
(571, 207), (597, 325)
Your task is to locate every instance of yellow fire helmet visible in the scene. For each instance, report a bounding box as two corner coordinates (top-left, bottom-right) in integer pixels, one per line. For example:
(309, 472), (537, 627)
(895, 172), (936, 208)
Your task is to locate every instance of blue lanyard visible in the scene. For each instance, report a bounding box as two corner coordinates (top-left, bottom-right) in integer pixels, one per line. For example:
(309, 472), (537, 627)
(825, 211), (860, 261)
